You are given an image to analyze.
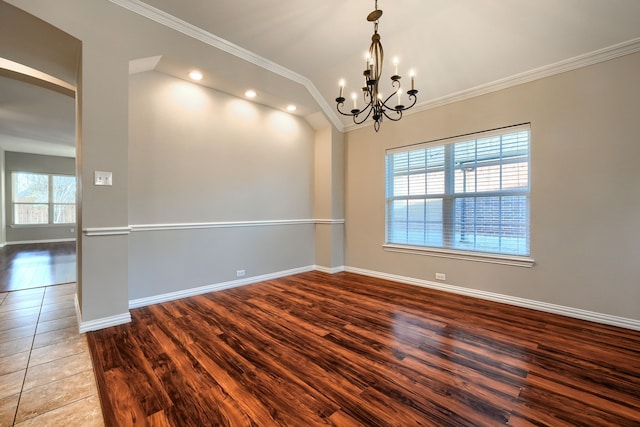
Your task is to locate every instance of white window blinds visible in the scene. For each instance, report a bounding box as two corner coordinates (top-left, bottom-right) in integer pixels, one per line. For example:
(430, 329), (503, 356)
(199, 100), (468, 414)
(385, 124), (530, 256)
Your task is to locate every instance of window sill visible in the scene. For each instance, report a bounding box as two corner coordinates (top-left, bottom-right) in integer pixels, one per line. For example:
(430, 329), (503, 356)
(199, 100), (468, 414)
(382, 244), (535, 268)
(10, 224), (76, 228)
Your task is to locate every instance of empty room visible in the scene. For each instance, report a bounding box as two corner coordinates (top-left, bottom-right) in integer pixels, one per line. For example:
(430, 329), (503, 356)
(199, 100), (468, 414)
(1, 1), (639, 426)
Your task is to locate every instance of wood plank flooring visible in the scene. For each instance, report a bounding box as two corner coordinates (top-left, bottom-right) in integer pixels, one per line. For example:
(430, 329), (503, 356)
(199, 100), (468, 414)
(0, 242), (76, 292)
(87, 271), (640, 426)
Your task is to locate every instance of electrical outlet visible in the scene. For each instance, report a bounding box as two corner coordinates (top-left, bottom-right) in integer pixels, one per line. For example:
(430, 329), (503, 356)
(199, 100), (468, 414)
(236, 270), (245, 277)
(435, 272), (446, 281)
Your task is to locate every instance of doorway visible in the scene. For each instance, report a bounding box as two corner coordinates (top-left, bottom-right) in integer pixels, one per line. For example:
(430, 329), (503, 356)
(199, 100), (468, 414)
(0, 2), (81, 294)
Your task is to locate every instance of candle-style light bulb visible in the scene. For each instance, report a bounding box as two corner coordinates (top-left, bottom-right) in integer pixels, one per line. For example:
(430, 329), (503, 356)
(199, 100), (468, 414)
(397, 88), (402, 105)
(339, 79), (345, 98)
(393, 57), (399, 75)
(409, 70), (415, 90)
(351, 92), (357, 109)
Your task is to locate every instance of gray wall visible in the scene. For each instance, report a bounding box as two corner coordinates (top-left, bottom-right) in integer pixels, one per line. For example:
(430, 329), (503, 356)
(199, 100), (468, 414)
(345, 51), (640, 321)
(128, 71), (315, 300)
(4, 151), (76, 243)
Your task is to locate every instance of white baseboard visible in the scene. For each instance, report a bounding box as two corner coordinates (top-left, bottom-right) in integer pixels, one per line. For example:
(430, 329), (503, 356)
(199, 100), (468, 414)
(79, 312), (132, 333)
(345, 266), (640, 331)
(129, 265), (315, 309)
(76, 290), (132, 333)
(76, 264), (640, 333)
(313, 265), (345, 274)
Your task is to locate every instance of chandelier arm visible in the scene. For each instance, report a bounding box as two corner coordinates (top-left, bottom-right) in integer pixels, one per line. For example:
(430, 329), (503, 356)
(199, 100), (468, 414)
(335, 99), (376, 125)
(335, 100), (352, 117)
(380, 91), (398, 108)
(381, 108), (403, 122)
(352, 103), (375, 124)
(380, 90), (419, 112)
(401, 91), (419, 110)
(336, 103), (356, 117)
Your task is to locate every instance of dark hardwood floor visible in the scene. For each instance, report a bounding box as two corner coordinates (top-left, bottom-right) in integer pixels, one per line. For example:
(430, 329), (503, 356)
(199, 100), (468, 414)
(0, 242), (76, 292)
(88, 271), (640, 426)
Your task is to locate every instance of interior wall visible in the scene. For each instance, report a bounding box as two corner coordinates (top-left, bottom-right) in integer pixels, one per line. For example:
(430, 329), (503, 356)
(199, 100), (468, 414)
(4, 0), (320, 324)
(0, 148), (5, 247)
(345, 51), (640, 322)
(4, 151), (76, 243)
(128, 71), (315, 300)
(0, 1), (80, 86)
(313, 126), (345, 271)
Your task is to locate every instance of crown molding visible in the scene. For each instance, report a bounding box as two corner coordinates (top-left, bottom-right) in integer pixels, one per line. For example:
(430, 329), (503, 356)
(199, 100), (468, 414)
(109, 0), (344, 131)
(345, 37), (640, 132)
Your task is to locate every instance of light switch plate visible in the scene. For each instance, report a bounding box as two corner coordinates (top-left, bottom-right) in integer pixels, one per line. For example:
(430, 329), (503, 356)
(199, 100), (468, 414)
(94, 171), (113, 186)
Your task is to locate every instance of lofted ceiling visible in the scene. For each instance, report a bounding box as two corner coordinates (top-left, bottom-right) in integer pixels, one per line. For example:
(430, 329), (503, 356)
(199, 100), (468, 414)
(2, 0), (640, 157)
(126, 0), (640, 130)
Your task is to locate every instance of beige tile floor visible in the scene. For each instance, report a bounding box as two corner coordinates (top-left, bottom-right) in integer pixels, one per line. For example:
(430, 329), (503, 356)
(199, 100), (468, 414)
(0, 284), (104, 426)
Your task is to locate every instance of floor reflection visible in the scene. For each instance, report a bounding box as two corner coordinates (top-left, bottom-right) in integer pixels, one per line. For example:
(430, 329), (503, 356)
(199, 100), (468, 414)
(0, 242), (76, 292)
(392, 308), (531, 421)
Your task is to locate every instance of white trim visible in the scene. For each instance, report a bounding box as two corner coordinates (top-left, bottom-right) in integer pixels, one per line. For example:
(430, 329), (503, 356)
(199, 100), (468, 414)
(6, 238), (76, 245)
(9, 224), (76, 229)
(74, 293), (82, 333)
(314, 219), (345, 225)
(108, 0), (343, 131)
(314, 265), (346, 274)
(383, 244), (535, 268)
(78, 311), (132, 333)
(82, 220), (345, 235)
(83, 227), (132, 236)
(345, 266), (640, 331)
(344, 37), (640, 132)
(129, 219), (344, 232)
(129, 266), (315, 309)
(131, 219), (315, 232)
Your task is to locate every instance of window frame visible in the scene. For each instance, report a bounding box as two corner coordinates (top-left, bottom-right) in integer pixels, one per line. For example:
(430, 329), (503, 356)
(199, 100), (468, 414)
(383, 124), (534, 267)
(11, 171), (77, 226)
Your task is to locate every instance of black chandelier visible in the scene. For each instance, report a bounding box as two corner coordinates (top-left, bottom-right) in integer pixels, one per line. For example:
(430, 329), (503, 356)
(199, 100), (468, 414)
(336, 0), (418, 132)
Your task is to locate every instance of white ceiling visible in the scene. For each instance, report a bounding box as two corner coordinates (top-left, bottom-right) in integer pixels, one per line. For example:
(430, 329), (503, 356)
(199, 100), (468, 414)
(2, 0), (640, 156)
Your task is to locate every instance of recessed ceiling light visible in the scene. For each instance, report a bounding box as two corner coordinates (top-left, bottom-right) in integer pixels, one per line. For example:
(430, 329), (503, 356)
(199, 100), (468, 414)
(245, 90), (257, 98)
(189, 70), (203, 81)
(286, 105), (297, 112)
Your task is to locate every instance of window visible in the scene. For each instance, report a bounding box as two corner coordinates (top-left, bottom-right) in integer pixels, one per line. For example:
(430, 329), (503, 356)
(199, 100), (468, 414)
(12, 172), (76, 225)
(386, 124), (530, 257)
